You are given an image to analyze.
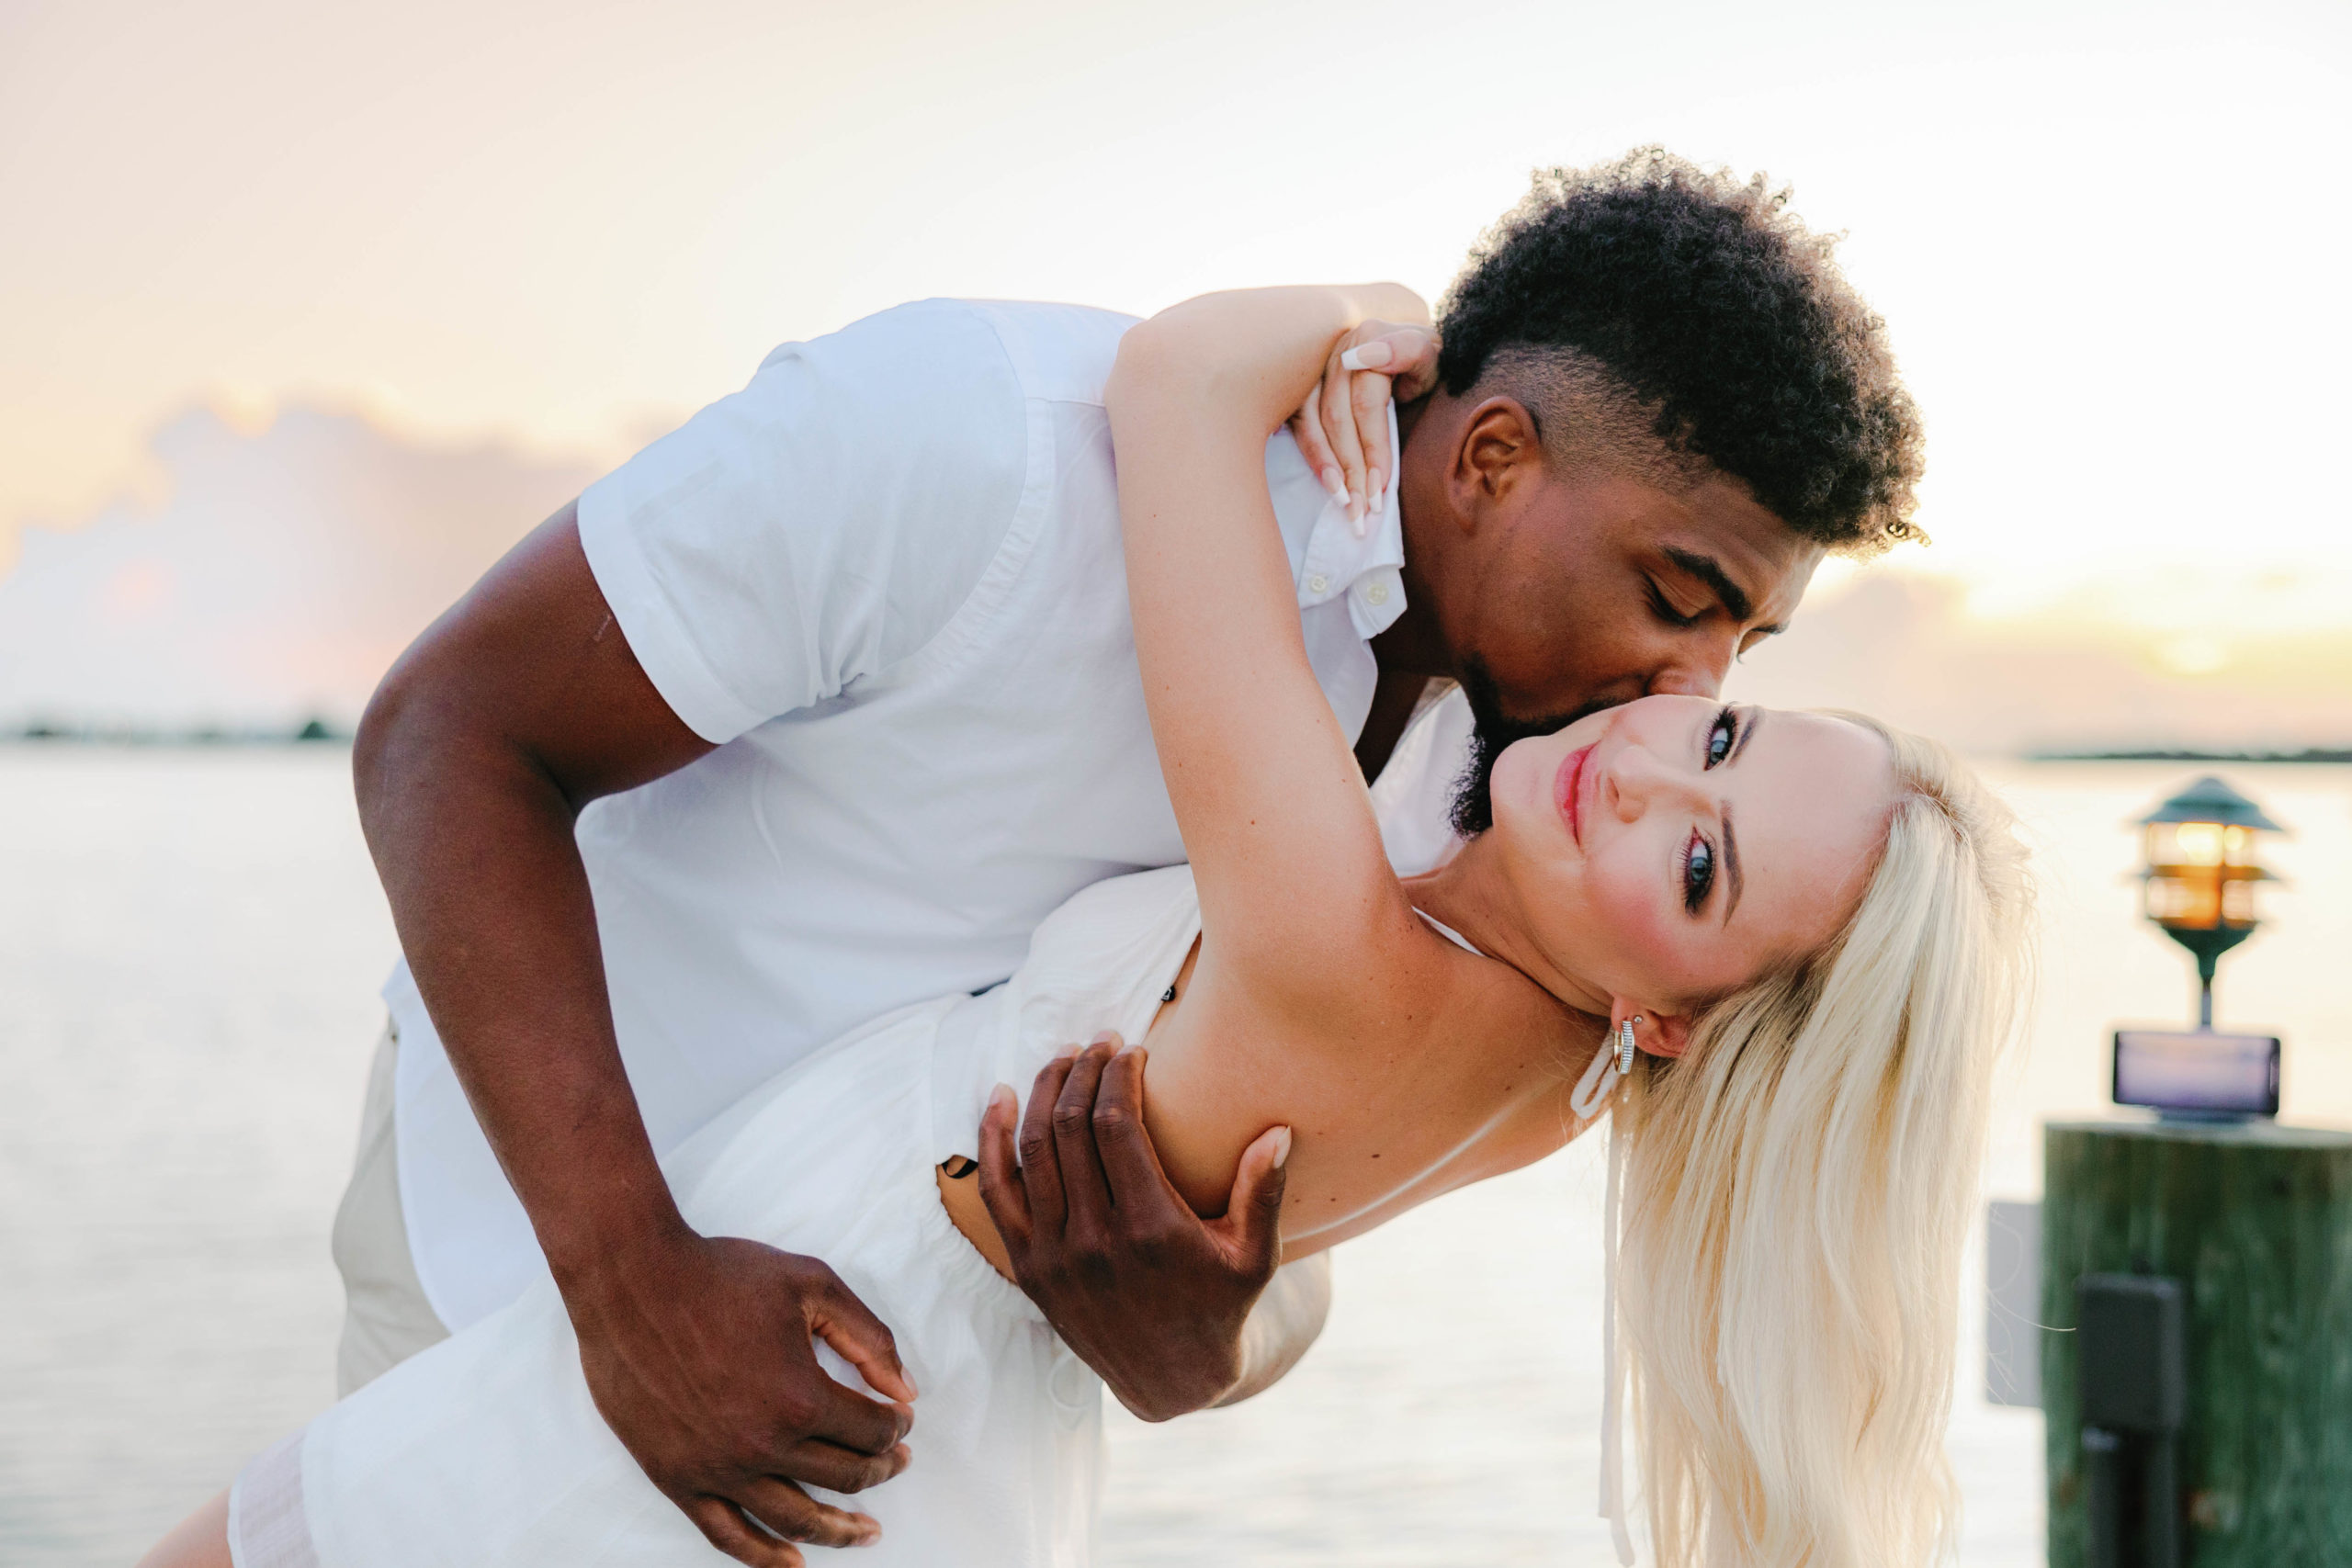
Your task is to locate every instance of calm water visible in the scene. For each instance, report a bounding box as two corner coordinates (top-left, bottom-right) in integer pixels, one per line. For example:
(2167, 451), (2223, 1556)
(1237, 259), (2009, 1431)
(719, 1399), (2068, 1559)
(4, 750), (2347, 1566)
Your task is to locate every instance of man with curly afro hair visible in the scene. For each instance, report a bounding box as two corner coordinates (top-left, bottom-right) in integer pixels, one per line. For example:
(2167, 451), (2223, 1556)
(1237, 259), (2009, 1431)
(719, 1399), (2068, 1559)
(324, 144), (1925, 1562)
(1352, 147), (1925, 830)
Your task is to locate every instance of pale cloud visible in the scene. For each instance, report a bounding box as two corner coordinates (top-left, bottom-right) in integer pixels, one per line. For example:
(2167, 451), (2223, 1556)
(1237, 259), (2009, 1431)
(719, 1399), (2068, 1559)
(0, 405), (593, 729)
(1731, 565), (2352, 754)
(6, 401), (2348, 751)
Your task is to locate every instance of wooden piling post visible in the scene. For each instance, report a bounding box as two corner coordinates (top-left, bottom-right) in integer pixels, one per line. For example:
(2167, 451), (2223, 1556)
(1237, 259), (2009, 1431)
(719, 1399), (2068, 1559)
(2041, 1120), (2352, 1565)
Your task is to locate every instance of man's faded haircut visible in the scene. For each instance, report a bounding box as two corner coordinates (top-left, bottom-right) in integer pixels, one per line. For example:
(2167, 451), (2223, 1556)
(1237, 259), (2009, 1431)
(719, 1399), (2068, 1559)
(1437, 149), (1927, 555)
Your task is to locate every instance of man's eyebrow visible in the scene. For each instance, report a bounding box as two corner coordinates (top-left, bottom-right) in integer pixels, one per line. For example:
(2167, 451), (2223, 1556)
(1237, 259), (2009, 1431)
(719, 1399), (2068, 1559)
(1721, 807), (1745, 925)
(1660, 546), (1758, 626)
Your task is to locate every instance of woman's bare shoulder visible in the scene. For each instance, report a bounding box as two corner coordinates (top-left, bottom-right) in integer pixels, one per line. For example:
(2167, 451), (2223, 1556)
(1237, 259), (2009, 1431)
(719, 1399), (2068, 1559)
(1138, 924), (1604, 1244)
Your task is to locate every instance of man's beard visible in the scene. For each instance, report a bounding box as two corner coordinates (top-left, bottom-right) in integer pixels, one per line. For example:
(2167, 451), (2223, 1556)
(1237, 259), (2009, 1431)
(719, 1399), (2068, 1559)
(1448, 660), (1611, 837)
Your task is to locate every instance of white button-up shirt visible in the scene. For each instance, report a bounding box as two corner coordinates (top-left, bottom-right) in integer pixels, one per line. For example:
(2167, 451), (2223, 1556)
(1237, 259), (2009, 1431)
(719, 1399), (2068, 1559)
(382, 299), (1463, 1327)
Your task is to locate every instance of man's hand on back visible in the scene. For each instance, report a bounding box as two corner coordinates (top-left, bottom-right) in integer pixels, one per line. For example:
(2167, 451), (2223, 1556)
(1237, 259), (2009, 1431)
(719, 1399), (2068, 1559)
(564, 1228), (919, 1568)
(976, 1036), (1293, 1422)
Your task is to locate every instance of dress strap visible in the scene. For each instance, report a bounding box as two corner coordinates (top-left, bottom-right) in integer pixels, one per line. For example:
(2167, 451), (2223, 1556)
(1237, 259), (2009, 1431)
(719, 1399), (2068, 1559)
(1410, 907), (1484, 957)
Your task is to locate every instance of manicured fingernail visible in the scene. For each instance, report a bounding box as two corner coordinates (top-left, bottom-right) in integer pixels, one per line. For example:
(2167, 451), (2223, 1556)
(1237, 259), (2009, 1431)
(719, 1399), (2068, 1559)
(1340, 342), (1392, 371)
(1272, 1127), (1294, 1168)
(1057, 1045), (1082, 1060)
(1366, 468), (1384, 506)
(1091, 1030), (1122, 1047)
(989, 1082), (1016, 1111)
(1321, 467), (1348, 503)
(1351, 510), (1367, 539)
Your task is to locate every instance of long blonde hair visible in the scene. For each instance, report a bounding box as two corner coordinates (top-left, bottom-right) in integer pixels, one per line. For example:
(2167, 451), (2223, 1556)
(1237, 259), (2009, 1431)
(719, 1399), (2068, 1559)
(1609, 715), (2032, 1567)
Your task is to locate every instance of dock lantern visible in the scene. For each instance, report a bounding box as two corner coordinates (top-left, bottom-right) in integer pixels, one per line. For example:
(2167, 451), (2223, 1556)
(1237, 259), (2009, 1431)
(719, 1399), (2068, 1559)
(2134, 775), (2282, 1028)
(2029, 774), (2347, 1568)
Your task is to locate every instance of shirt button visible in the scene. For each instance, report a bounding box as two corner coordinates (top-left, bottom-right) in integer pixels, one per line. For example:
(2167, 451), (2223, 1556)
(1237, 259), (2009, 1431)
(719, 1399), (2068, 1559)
(1365, 581), (1390, 606)
(1306, 573), (1329, 595)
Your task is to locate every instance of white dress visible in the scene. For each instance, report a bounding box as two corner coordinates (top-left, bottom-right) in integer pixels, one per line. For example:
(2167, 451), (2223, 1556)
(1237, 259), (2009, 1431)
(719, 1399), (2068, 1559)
(230, 866), (1205, 1568)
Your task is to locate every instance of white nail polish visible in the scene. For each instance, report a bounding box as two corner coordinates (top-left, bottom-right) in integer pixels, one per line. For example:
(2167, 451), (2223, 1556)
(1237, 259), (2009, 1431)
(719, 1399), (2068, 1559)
(1366, 469), (1384, 509)
(1339, 346), (1368, 372)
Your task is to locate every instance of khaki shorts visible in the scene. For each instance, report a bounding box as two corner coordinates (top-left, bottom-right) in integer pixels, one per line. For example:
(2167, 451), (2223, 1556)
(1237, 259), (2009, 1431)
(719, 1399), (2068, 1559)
(330, 1022), (451, 1394)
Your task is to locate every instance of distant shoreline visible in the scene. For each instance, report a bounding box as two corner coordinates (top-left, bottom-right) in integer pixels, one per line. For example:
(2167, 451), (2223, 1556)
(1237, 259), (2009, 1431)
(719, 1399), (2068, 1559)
(1, 719), (347, 746)
(2025, 747), (2352, 764)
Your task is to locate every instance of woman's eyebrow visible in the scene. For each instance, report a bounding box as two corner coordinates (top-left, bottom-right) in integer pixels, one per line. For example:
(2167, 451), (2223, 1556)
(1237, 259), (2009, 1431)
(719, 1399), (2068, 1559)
(1720, 808), (1745, 924)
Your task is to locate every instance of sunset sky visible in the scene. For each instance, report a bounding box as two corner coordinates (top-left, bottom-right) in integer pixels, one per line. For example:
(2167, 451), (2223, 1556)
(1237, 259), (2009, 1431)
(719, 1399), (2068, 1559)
(4, 0), (2348, 741)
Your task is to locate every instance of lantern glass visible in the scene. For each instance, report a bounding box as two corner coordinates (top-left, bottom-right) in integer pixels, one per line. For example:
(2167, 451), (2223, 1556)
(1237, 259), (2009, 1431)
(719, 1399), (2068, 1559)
(2139, 815), (2268, 934)
(2145, 870), (2222, 929)
(2173, 821), (2226, 866)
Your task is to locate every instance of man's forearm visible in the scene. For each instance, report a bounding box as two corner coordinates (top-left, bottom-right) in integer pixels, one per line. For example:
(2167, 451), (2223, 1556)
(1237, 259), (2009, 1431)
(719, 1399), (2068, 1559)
(348, 530), (720, 1295)
(1212, 1252), (1334, 1407)
(353, 513), (718, 1292)
(356, 694), (682, 1284)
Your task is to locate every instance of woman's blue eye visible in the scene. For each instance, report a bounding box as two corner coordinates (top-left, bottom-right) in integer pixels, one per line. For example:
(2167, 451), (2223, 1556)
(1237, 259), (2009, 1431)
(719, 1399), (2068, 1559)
(1704, 706), (1737, 768)
(1683, 833), (1715, 914)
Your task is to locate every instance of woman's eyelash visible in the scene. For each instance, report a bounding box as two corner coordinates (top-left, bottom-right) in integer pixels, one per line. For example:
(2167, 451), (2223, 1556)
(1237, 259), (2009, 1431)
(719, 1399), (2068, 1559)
(1682, 832), (1715, 914)
(1704, 705), (1737, 768)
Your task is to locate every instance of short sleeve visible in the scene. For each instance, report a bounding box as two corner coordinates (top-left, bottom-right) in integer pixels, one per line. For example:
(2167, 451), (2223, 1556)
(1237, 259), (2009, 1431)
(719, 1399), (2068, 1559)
(576, 299), (1028, 743)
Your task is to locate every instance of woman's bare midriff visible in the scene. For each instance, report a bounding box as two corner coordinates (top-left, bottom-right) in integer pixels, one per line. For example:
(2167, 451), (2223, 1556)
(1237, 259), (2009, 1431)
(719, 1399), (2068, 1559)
(935, 934), (1204, 1280)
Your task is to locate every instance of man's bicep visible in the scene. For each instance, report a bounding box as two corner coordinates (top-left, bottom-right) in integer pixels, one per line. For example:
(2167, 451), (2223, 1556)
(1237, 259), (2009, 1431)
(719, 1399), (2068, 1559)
(371, 504), (714, 807)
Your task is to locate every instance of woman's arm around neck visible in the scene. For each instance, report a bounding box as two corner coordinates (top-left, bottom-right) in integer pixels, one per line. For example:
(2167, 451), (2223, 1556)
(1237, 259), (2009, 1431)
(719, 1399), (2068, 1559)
(1106, 284), (1431, 1026)
(1103, 287), (1609, 1237)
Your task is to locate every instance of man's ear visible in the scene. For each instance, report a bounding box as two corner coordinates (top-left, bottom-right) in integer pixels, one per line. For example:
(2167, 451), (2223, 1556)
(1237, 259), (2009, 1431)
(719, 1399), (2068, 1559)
(1611, 1003), (1692, 1060)
(1450, 397), (1544, 523)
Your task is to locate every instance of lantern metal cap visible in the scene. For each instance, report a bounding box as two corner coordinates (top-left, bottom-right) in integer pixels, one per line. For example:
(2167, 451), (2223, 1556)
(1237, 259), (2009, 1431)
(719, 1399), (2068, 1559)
(2133, 775), (2287, 833)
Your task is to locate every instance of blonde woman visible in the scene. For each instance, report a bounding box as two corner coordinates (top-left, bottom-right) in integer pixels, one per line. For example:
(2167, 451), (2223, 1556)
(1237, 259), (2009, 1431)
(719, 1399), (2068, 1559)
(144, 284), (2026, 1568)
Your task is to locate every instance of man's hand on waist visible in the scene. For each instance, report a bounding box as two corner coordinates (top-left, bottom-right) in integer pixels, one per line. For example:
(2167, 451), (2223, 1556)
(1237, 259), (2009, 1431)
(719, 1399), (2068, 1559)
(562, 1224), (919, 1568)
(975, 1035), (1293, 1423)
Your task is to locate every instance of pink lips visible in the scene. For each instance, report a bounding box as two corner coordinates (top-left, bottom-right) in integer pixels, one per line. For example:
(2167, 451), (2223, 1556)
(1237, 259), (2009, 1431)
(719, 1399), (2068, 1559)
(1555, 743), (1595, 845)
